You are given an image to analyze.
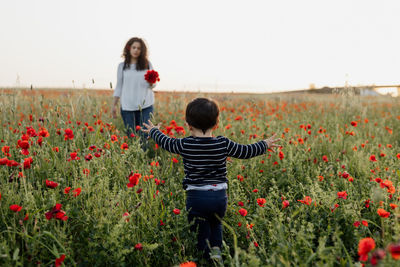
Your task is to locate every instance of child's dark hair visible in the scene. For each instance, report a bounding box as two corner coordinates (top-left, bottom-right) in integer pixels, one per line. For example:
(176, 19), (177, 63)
(185, 98), (219, 134)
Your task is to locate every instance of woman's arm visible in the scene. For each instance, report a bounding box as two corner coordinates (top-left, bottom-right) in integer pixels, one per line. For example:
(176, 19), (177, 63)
(112, 63), (123, 117)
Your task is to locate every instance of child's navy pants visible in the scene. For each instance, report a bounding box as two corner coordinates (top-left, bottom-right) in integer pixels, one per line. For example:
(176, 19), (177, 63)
(185, 189), (228, 256)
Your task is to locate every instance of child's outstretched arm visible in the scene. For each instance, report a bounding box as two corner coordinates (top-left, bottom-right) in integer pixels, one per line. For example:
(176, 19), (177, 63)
(142, 120), (183, 154)
(226, 133), (280, 159)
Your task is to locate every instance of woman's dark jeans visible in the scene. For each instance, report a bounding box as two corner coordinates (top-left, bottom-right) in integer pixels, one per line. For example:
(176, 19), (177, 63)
(186, 189), (228, 257)
(120, 106), (153, 150)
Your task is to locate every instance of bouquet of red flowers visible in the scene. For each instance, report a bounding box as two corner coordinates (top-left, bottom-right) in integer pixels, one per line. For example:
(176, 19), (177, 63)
(144, 70), (160, 84)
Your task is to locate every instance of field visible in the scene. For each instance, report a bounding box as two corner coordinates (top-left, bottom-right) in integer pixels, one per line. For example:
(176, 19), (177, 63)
(0, 89), (399, 267)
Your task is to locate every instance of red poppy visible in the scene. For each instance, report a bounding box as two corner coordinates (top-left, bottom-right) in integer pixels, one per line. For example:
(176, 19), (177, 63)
(377, 208), (390, 218)
(121, 143), (128, 150)
(73, 188), (81, 197)
(322, 155), (328, 162)
(361, 220), (368, 227)
(365, 199), (372, 208)
(350, 121), (358, 127)
(238, 208), (248, 216)
(369, 155), (377, 162)
(354, 221), (361, 227)
(134, 243), (143, 251)
(64, 187), (71, 194)
(388, 243), (400, 259)
(55, 255), (65, 267)
(23, 157), (33, 169)
(172, 158), (179, 163)
(256, 198), (266, 207)
(337, 191), (348, 199)
(38, 128), (50, 137)
(9, 204), (22, 212)
(84, 154), (93, 161)
(173, 208), (181, 215)
(45, 203), (68, 221)
(238, 201), (244, 206)
(0, 157), (8, 165)
(358, 237), (375, 262)
(64, 128), (74, 140)
(297, 196), (312, 205)
(282, 200), (290, 209)
(180, 261), (197, 267)
(18, 140), (30, 150)
(46, 180), (58, 189)
(127, 173), (141, 188)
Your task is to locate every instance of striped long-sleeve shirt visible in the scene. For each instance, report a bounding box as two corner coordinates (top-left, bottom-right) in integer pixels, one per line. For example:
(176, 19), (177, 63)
(149, 128), (268, 189)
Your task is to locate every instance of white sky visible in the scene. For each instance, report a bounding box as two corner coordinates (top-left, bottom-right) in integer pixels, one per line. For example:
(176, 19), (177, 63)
(0, 0), (399, 93)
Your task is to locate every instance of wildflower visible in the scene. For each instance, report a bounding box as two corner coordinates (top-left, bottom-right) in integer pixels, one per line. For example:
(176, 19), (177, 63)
(180, 261), (197, 267)
(337, 191), (348, 200)
(172, 157), (179, 163)
(351, 121), (358, 127)
(388, 243), (400, 260)
(127, 173), (141, 188)
(370, 249), (386, 266)
(55, 255), (66, 267)
(238, 201), (244, 206)
(173, 208), (180, 215)
(73, 188), (81, 197)
(369, 155), (377, 162)
(358, 237), (375, 262)
(256, 198), (266, 207)
(23, 157), (33, 169)
(279, 151), (284, 160)
(330, 203), (339, 212)
(64, 128), (74, 140)
(121, 143), (128, 150)
(297, 196), (312, 205)
(342, 171), (349, 178)
(238, 208), (248, 216)
(10, 204), (22, 212)
(45, 204), (68, 221)
(46, 180), (58, 189)
(282, 200), (290, 209)
(354, 221), (361, 227)
(64, 187), (71, 194)
(322, 155), (328, 162)
(134, 243), (143, 251)
(390, 203), (398, 210)
(362, 220), (368, 227)
(377, 208), (390, 218)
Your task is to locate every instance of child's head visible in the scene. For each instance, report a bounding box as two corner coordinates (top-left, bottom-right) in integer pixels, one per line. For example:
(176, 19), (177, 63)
(185, 98), (219, 134)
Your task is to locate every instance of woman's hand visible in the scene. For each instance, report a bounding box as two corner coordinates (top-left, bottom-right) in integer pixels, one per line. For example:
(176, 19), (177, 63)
(112, 105), (117, 118)
(148, 82), (156, 90)
(142, 120), (161, 133)
(263, 133), (281, 152)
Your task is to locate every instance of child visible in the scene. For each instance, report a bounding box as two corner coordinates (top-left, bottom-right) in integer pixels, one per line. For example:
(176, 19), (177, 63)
(142, 98), (280, 261)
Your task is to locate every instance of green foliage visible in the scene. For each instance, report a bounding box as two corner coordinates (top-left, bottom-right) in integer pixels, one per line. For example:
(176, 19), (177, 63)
(0, 90), (400, 266)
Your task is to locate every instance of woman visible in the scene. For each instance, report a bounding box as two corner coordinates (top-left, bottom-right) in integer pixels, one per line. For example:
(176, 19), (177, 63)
(112, 37), (156, 149)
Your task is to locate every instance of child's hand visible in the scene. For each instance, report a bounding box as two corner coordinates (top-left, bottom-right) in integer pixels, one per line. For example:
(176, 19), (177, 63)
(142, 120), (161, 133)
(263, 133), (281, 152)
